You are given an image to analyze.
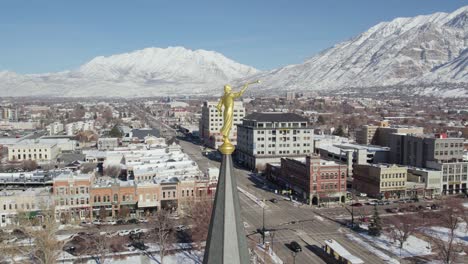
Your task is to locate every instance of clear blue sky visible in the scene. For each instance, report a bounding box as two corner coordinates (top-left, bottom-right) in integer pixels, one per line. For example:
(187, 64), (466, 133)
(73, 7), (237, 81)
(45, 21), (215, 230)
(0, 0), (466, 73)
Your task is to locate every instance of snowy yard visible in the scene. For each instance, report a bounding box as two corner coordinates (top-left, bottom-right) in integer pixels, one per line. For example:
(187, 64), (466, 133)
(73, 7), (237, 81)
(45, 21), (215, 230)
(346, 233), (400, 264)
(358, 232), (432, 258)
(422, 222), (468, 246)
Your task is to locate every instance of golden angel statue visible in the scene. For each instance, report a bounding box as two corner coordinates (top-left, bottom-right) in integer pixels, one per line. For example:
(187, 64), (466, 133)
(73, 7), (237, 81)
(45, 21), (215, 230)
(216, 80), (260, 154)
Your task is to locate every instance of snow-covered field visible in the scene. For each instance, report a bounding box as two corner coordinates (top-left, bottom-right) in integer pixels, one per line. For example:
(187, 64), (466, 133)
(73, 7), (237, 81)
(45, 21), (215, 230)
(358, 232), (432, 258)
(346, 233), (400, 264)
(423, 222), (468, 246)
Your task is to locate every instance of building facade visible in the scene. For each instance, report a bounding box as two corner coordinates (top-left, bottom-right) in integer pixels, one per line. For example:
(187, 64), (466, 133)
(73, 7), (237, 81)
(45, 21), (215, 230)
(236, 112), (314, 171)
(199, 101), (245, 149)
(407, 167), (442, 198)
(8, 140), (59, 162)
(53, 173), (93, 223)
(0, 188), (51, 227)
(267, 155), (347, 205)
(353, 164), (408, 198)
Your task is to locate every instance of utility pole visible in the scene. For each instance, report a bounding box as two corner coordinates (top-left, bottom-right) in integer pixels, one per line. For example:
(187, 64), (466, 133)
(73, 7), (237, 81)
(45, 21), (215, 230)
(262, 200), (266, 245)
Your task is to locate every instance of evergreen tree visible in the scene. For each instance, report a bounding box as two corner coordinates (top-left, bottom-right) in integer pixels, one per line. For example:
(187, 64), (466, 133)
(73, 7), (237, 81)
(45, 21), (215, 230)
(317, 115), (326, 124)
(109, 125), (123, 138)
(368, 204), (382, 236)
(333, 125), (346, 137)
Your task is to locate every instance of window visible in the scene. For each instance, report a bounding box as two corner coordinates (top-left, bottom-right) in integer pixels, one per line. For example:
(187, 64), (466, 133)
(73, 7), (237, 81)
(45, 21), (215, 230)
(114, 194), (118, 202)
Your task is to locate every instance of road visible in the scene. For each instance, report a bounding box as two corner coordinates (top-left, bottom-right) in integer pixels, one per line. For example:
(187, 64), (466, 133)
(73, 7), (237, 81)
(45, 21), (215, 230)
(140, 109), (390, 264)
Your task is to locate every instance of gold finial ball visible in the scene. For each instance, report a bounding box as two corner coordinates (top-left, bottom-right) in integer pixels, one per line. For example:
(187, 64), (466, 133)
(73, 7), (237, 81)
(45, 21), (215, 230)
(219, 142), (235, 155)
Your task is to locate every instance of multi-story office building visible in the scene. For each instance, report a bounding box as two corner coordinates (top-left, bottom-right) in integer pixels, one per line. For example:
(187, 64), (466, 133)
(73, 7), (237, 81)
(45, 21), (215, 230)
(355, 125), (380, 145)
(386, 133), (467, 194)
(199, 101), (245, 149)
(426, 161), (467, 195)
(315, 142), (389, 178)
(1, 107), (17, 121)
(355, 121), (424, 146)
(266, 155), (347, 205)
(353, 164), (408, 198)
(46, 122), (64, 135)
(8, 140), (59, 162)
(236, 112), (314, 171)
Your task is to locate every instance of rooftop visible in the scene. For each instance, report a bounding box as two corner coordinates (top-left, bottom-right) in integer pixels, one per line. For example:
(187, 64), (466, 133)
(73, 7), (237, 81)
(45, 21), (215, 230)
(243, 112), (308, 123)
(324, 240), (364, 264)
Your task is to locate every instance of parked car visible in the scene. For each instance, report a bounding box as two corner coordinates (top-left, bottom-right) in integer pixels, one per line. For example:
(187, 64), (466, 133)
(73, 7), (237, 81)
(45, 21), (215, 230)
(289, 241), (302, 252)
(118, 230), (131, 236)
(350, 203), (363, 207)
(116, 219), (126, 225)
(131, 242), (148, 250)
(63, 246), (76, 254)
(127, 218), (139, 224)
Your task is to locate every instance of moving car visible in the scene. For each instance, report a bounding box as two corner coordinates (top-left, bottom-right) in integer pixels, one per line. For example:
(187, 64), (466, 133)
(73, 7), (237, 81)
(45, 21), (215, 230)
(289, 241), (302, 252)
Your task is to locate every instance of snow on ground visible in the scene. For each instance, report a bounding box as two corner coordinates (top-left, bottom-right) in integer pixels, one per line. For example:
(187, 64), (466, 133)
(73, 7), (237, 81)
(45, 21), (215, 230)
(358, 232), (432, 258)
(346, 233), (400, 264)
(256, 244), (283, 264)
(423, 222), (468, 246)
(57, 234), (73, 241)
(314, 215), (324, 221)
(79, 250), (203, 264)
(238, 187), (267, 208)
(59, 224), (82, 230)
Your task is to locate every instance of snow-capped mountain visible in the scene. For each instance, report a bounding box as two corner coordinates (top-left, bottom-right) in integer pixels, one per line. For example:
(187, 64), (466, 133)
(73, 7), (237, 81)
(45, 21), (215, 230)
(0, 47), (258, 97)
(1, 6), (467, 97)
(246, 6), (468, 95)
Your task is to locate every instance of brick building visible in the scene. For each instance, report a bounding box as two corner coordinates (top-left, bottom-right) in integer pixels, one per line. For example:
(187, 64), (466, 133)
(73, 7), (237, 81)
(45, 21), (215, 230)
(266, 154), (347, 205)
(90, 179), (138, 219)
(53, 173), (93, 223)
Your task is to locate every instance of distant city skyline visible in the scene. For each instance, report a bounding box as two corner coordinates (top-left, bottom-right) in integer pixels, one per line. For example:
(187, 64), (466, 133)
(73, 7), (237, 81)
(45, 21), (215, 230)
(0, 0), (466, 74)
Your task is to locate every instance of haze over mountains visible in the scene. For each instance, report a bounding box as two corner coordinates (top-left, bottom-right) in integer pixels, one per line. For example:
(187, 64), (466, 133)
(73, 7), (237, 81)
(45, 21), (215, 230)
(0, 6), (466, 97)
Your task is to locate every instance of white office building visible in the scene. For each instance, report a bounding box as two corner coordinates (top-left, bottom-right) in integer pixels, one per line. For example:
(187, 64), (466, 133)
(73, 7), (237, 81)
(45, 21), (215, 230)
(236, 112), (314, 171)
(199, 101), (245, 149)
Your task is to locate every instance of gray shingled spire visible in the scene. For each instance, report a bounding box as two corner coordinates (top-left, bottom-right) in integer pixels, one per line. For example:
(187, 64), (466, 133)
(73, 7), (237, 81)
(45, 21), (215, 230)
(203, 154), (250, 264)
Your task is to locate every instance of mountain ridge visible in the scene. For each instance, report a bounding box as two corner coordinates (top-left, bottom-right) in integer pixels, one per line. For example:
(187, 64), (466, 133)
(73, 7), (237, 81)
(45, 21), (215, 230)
(0, 6), (467, 97)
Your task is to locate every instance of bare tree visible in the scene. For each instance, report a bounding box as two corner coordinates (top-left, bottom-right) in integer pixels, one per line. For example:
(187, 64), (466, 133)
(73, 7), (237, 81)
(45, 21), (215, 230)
(16, 207), (63, 264)
(421, 198), (466, 264)
(87, 235), (109, 264)
(385, 214), (418, 249)
(80, 163), (97, 173)
(22, 160), (38, 171)
(104, 165), (121, 178)
(148, 209), (175, 264)
(99, 207), (108, 220)
(180, 197), (213, 248)
(118, 206), (130, 219)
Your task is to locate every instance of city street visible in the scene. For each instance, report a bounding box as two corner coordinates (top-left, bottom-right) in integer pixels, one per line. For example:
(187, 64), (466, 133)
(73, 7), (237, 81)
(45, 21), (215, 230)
(141, 108), (393, 263)
(176, 137), (388, 264)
